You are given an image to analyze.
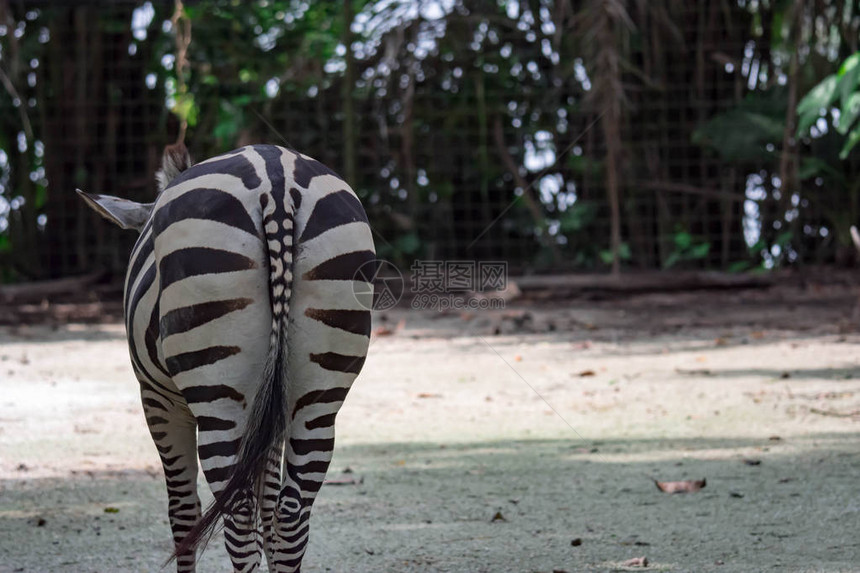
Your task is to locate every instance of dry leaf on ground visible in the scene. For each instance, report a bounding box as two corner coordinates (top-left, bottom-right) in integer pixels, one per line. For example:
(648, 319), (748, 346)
(324, 476), (363, 486)
(373, 319), (406, 337)
(654, 478), (706, 493)
(809, 407), (860, 418)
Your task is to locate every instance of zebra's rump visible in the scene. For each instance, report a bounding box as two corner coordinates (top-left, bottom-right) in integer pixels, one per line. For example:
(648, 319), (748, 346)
(124, 144), (374, 410)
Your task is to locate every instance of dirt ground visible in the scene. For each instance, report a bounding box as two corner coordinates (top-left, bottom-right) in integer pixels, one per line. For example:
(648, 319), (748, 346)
(2, 278), (860, 572)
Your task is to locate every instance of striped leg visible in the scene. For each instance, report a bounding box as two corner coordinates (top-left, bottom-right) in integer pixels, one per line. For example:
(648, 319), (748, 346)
(140, 390), (201, 573)
(196, 414), (263, 572)
(261, 443), (285, 569)
(267, 384), (350, 572)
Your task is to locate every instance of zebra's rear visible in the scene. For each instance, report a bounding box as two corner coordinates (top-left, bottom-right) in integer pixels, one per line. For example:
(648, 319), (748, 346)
(81, 144), (374, 572)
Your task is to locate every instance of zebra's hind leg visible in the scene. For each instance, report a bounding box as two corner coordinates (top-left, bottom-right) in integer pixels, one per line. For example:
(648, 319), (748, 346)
(141, 390), (201, 573)
(261, 442), (285, 569)
(268, 402), (341, 572)
(196, 414), (264, 572)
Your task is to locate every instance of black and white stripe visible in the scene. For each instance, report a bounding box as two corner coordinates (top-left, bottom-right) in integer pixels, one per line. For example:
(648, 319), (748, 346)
(82, 144), (374, 572)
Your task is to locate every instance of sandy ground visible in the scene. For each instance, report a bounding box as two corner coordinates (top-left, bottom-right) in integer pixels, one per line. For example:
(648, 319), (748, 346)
(1, 282), (860, 572)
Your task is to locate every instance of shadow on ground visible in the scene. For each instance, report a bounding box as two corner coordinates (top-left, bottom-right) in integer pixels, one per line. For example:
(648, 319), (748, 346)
(2, 433), (859, 573)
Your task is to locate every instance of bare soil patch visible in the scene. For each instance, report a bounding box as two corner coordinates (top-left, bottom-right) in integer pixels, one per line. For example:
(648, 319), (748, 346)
(1, 277), (859, 572)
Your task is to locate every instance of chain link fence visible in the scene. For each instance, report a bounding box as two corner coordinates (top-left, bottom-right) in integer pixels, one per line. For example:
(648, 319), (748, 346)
(0, 0), (857, 282)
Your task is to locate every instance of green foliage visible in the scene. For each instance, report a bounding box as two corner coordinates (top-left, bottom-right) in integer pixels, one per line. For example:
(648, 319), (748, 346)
(797, 157), (840, 180)
(393, 232), (421, 256)
(2, 0), (860, 283)
(375, 231), (422, 267)
(599, 242), (631, 266)
(173, 92), (199, 127)
(693, 91), (787, 162)
(729, 232), (792, 273)
(663, 229), (711, 269)
(797, 52), (860, 159)
(559, 202), (597, 233)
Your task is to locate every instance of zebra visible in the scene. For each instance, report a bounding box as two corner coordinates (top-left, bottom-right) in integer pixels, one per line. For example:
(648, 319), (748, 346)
(77, 143), (375, 572)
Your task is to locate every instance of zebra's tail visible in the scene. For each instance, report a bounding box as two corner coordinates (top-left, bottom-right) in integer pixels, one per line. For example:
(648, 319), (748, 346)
(171, 187), (295, 561)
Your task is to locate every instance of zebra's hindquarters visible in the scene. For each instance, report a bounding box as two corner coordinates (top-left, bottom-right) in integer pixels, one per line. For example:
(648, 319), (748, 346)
(261, 151), (375, 566)
(153, 171), (276, 570)
(150, 145), (375, 571)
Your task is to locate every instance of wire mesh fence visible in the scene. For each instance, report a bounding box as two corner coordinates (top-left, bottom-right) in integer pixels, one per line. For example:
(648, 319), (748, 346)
(0, 0), (858, 282)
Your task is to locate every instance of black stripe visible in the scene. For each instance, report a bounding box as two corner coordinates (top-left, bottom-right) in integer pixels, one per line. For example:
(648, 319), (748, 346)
(166, 478), (191, 489)
(274, 556), (305, 569)
(163, 467), (185, 479)
(252, 145), (285, 190)
(171, 524), (194, 533)
(142, 397), (168, 412)
(290, 187), (302, 210)
(277, 521), (310, 545)
(153, 187), (258, 238)
(293, 459), (331, 475)
(299, 190), (368, 243)
(291, 152), (341, 188)
(146, 416), (169, 426)
(159, 247), (257, 290)
(304, 308), (370, 336)
(145, 301), (170, 378)
(182, 383), (245, 403)
(305, 413), (337, 430)
(223, 519), (251, 536)
(293, 387), (349, 416)
(290, 437), (335, 457)
(302, 250), (375, 281)
(139, 377), (181, 403)
(161, 298), (254, 338)
(197, 416), (237, 432)
(293, 475), (323, 494)
(165, 152), (262, 190)
(310, 352), (365, 374)
(166, 346), (241, 376)
(174, 503), (198, 513)
(126, 263), (179, 394)
(127, 263), (155, 344)
(225, 545), (259, 560)
(202, 464), (233, 484)
(125, 222), (153, 305)
(198, 439), (241, 460)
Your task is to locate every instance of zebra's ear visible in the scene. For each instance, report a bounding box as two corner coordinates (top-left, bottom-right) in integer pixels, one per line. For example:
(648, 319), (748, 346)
(156, 142), (193, 192)
(76, 189), (153, 232)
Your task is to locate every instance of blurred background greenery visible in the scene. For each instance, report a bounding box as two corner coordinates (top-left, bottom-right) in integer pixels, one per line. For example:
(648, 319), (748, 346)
(0, 0), (858, 283)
